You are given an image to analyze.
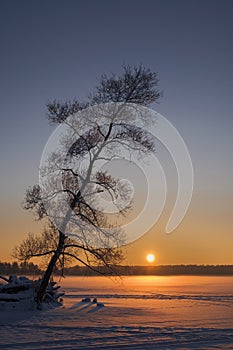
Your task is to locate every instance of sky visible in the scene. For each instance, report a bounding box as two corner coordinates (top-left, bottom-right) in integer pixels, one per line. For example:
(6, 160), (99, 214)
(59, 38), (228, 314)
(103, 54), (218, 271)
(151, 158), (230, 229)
(0, 0), (233, 265)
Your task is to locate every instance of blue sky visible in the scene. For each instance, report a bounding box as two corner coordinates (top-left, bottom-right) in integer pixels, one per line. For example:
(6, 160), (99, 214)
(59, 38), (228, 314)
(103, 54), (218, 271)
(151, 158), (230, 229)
(0, 0), (232, 263)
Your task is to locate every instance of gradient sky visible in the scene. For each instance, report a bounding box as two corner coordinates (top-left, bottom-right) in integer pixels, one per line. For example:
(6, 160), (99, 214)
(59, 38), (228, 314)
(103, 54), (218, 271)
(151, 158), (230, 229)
(0, 0), (233, 264)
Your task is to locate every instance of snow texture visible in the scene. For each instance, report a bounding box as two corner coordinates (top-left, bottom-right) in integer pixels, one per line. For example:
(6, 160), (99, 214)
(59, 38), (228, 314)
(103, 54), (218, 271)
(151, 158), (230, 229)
(0, 276), (232, 349)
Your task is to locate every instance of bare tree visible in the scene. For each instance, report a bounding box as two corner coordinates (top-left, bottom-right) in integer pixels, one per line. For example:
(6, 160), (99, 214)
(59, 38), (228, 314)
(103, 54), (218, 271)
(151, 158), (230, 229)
(13, 65), (161, 308)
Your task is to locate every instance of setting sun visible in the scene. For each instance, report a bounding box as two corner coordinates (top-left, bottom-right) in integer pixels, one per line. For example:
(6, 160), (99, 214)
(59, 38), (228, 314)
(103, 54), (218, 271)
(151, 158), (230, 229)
(146, 253), (155, 263)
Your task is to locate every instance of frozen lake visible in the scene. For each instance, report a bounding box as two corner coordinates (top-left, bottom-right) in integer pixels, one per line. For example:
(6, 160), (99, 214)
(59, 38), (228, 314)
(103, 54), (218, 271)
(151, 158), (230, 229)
(0, 275), (233, 349)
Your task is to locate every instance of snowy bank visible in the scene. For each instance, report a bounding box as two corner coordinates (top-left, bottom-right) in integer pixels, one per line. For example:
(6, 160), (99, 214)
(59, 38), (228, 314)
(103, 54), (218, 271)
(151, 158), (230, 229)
(0, 275), (64, 311)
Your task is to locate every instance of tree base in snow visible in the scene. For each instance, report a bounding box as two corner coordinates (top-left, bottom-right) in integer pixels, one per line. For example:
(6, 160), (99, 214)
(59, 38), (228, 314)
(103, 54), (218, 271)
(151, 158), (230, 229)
(0, 275), (64, 311)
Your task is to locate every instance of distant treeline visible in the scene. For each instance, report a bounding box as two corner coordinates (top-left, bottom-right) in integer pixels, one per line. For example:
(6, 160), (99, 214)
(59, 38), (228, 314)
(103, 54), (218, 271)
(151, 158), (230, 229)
(0, 261), (42, 275)
(1, 262), (233, 276)
(63, 264), (233, 276)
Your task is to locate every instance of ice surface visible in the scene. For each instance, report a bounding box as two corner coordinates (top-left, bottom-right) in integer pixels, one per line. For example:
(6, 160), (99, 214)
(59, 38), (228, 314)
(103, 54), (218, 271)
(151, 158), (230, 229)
(0, 276), (232, 349)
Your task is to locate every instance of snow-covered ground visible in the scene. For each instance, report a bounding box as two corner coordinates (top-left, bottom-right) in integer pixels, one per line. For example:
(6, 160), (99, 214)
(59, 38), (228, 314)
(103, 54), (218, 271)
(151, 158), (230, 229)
(0, 276), (232, 349)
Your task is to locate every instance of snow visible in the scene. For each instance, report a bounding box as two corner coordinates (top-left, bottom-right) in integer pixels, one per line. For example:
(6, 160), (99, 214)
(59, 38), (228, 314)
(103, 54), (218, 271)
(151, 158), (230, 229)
(0, 276), (63, 311)
(0, 276), (232, 349)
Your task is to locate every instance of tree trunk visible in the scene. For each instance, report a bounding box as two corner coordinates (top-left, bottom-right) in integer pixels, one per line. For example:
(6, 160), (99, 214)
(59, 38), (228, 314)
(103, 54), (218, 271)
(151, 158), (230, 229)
(36, 179), (82, 308)
(36, 230), (65, 309)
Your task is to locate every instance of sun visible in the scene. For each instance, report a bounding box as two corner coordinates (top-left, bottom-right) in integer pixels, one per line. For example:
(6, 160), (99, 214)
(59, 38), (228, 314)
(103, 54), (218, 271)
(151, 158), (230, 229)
(146, 253), (155, 263)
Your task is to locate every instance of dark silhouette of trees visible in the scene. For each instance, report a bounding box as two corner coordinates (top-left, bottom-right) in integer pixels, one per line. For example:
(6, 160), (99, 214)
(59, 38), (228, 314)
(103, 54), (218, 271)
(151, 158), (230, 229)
(0, 261), (41, 275)
(1, 261), (232, 277)
(13, 65), (161, 308)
